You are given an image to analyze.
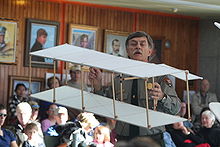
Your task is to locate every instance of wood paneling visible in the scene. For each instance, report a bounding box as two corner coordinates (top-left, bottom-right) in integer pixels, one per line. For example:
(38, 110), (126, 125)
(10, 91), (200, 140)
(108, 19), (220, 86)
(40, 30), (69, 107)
(0, 0), (199, 107)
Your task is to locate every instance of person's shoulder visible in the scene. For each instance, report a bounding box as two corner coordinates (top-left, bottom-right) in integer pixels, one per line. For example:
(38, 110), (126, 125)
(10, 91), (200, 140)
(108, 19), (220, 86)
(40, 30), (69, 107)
(2, 128), (16, 140)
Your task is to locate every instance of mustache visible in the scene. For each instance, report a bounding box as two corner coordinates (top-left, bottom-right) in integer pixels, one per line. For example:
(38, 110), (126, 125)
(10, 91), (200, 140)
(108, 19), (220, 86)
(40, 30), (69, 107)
(133, 49), (143, 55)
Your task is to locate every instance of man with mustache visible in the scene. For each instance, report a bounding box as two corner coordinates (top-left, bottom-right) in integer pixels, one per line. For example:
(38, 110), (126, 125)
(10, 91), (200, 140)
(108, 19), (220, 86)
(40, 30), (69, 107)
(89, 31), (181, 147)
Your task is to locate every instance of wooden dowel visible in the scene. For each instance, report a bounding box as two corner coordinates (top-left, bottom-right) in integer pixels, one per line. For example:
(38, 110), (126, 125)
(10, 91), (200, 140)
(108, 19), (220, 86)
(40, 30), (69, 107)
(185, 70), (191, 120)
(123, 77), (141, 81)
(145, 78), (150, 128)
(53, 60), (56, 103)
(112, 73), (117, 119)
(120, 74), (123, 102)
(80, 65), (85, 111)
(29, 55), (32, 96)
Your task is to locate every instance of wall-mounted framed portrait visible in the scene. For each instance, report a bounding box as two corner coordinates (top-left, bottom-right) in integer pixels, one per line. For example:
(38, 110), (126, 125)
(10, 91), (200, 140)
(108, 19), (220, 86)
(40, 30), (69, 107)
(9, 75), (44, 97)
(104, 30), (130, 58)
(0, 19), (17, 63)
(68, 24), (101, 51)
(25, 18), (59, 68)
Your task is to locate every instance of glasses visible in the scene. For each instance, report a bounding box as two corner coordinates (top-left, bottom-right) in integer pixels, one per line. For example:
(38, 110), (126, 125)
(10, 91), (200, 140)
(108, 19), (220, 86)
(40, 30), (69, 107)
(0, 113), (7, 117)
(129, 40), (148, 47)
(32, 108), (39, 111)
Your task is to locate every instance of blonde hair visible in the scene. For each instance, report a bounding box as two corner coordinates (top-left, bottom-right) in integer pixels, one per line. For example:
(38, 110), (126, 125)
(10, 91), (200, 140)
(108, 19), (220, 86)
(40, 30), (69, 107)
(94, 126), (111, 142)
(77, 112), (99, 129)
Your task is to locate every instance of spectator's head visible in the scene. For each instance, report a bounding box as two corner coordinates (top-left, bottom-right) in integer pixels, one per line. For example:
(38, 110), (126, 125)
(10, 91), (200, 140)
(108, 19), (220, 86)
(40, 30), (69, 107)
(0, 26), (6, 43)
(69, 65), (81, 81)
(55, 106), (68, 125)
(28, 101), (40, 121)
(14, 83), (27, 97)
(172, 121), (185, 130)
(201, 110), (215, 128)
(80, 34), (89, 48)
(179, 102), (187, 117)
(0, 104), (7, 127)
(24, 123), (38, 140)
(47, 104), (58, 117)
(94, 125), (111, 144)
(112, 39), (120, 54)
(125, 31), (154, 62)
(200, 79), (210, 93)
(128, 137), (161, 147)
(77, 112), (99, 132)
(36, 28), (48, 45)
(47, 76), (61, 89)
(16, 102), (32, 127)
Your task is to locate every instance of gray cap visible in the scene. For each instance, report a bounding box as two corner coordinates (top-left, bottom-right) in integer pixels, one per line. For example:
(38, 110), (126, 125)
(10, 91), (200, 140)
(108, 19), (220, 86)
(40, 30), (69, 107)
(0, 26), (6, 35)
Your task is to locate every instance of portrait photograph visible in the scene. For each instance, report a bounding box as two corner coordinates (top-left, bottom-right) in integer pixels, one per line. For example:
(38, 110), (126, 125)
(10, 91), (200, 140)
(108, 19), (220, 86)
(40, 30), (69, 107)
(25, 19), (59, 68)
(68, 24), (100, 50)
(9, 75), (44, 96)
(104, 30), (130, 58)
(0, 19), (17, 63)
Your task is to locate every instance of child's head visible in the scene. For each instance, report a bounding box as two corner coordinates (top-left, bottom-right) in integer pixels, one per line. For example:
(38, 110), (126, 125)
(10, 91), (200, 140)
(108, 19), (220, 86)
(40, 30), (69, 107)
(94, 126), (111, 144)
(24, 123), (38, 140)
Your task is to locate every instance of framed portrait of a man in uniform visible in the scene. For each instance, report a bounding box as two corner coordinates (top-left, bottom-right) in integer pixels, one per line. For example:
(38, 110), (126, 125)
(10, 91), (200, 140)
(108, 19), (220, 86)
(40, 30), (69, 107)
(0, 19), (17, 63)
(104, 30), (130, 58)
(25, 19), (59, 68)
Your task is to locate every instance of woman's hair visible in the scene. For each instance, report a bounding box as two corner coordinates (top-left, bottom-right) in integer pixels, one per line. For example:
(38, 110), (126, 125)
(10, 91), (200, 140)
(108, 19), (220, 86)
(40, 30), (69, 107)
(15, 83), (27, 91)
(0, 104), (5, 110)
(24, 122), (38, 132)
(47, 76), (61, 88)
(94, 125), (111, 142)
(77, 112), (99, 129)
(128, 137), (161, 147)
(202, 110), (216, 123)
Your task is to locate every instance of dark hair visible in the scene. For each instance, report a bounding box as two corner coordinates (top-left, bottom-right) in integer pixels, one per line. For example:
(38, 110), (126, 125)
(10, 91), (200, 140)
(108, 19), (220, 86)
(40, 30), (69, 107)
(128, 137), (161, 147)
(80, 34), (88, 42)
(47, 76), (61, 88)
(0, 104), (6, 110)
(37, 28), (48, 37)
(125, 31), (154, 49)
(15, 83), (27, 91)
(112, 39), (120, 46)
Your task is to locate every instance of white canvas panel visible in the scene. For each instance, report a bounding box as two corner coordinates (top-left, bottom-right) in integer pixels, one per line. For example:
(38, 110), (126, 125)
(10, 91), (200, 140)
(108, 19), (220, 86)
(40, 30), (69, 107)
(209, 102), (220, 122)
(31, 86), (186, 128)
(30, 44), (184, 78)
(159, 64), (203, 81)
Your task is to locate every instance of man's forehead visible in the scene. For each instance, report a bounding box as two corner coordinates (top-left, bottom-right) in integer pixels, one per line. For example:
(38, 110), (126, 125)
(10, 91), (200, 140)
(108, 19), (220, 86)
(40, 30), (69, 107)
(129, 36), (148, 41)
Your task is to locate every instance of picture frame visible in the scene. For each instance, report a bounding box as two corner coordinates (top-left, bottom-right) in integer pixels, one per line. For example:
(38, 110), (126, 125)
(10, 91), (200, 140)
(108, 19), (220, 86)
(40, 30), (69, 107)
(9, 75), (44, 97)
(0, 19), (17, 63)
(24, 18), (59, 68)
(104, 30), (130, 58)
(68, 24), (101, 51)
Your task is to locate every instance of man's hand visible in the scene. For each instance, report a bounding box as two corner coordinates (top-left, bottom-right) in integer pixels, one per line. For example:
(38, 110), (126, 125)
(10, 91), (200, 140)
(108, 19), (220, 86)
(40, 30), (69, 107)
(149, 82), (164, 100)
(89, 67), (102, 91)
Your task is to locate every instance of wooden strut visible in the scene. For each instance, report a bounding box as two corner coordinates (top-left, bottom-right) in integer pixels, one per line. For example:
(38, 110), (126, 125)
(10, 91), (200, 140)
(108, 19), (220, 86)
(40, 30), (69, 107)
(65, 62), (68, 85)
(112, 73), (117, 119)
(120, 74), (123, 102)
(185, 70), (191, 120)
(80, 65), (85, 112)
(53, 60), (56, 103)
(28, 55), (32, 96)
(123, 76), (141, 81)
(145, 78), (151, 128)
(152, 77), (157, 111)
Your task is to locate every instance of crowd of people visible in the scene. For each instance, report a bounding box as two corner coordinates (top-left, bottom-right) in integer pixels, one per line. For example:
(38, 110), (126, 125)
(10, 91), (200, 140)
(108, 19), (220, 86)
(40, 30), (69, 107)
(1, 31), (220, 147)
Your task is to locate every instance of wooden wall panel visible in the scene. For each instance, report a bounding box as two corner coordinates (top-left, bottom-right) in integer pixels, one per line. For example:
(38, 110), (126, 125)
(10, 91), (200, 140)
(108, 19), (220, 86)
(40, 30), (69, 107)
(0, 0), (199, 107)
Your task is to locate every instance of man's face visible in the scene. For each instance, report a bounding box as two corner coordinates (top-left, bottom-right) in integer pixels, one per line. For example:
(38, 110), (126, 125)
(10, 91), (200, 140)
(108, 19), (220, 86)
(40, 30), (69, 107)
(37, 35), (47, 45)
(56, 113), (68, 125)
(201, 79), (210, 93)
(0, 35), (5, 43)
(17, 111), (31, 126)
(70, 70), (81, 81)
(0, 109), (7, 126)
(80, 37), (89, 48)
(15, 86), (27, 97)
(126, 37), (151, 62)
(47, 104), (58, 116)
(112, 41), (120, 53)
